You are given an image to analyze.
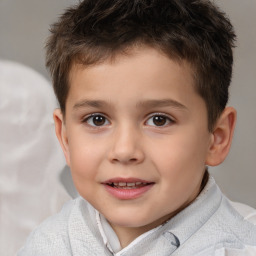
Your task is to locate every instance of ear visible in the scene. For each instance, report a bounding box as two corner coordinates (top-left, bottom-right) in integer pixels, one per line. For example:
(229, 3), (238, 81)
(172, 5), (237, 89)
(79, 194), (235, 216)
(53, 109), (70, 166)
(206, 107), (236, 166)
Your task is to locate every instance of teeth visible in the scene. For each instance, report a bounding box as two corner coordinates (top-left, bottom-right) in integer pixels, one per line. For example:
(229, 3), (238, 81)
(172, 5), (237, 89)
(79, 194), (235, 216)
(127, 182), (135, 187)
(110, 181), (148, 187)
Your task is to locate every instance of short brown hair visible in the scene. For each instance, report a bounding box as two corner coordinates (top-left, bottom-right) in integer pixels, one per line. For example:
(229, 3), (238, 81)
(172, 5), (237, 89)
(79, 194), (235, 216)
(46, 0), (236, 131)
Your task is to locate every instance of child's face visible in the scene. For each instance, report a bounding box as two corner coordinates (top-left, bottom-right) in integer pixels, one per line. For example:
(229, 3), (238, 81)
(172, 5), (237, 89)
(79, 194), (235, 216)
(57, 47), (214, 236)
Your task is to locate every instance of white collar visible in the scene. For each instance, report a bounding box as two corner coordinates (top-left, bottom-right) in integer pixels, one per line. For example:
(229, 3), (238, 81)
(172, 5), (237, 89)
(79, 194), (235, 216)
(95, 211), (122, 253)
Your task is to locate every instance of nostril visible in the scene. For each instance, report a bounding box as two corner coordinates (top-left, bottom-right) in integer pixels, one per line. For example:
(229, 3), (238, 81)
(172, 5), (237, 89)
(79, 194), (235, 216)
(108, 143), (145, 164)
(112, 157), (138, 164)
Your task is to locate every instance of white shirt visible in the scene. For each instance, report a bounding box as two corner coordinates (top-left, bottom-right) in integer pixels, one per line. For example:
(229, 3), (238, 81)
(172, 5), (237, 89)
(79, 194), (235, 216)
(18, 177), (256, 255)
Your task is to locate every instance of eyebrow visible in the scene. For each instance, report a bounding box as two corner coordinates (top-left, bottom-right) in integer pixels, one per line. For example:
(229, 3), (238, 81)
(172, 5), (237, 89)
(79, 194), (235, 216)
(73, 98), (187, 111)
(73, 100), (110, 110)
(136, 99), (187, 110)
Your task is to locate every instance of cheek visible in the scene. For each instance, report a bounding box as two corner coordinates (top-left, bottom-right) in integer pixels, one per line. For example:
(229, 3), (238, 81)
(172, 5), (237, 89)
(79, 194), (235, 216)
(68, 138), (103, 200)
(150, 129), (209, 178)
(67, 134), (105, 179)
(150, 133), (208, 207)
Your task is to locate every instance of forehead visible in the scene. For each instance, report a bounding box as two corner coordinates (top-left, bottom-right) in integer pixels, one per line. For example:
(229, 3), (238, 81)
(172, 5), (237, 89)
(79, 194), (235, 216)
(69, 46), (195, 87)
(67, 46), (199, 108)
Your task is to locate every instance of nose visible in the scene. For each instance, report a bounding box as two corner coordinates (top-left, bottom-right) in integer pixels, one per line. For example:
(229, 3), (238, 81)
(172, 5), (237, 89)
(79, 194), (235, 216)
(108, 124), (145, 165)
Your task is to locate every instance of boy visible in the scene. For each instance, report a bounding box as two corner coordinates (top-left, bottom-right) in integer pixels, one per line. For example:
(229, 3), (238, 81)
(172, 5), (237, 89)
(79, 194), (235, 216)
(18, 0), (256, 255)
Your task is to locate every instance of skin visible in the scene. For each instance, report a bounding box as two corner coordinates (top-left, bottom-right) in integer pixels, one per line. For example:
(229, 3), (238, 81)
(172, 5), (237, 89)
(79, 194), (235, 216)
(54, 46), (236, 248)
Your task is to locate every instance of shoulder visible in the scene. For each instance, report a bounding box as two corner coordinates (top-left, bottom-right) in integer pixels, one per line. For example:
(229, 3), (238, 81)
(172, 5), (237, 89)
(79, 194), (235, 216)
(176, 198), (256, 256)
(215, 197), (256, 234)
(17, 199), (78, 256)
(174, 184), (256, 256)
(207, 196), (256, 243)
(17, 197), (103, 256)
(199, 197), (256, 255)
(212, 200), (256, 256)
(18, 197), (109, 256)
(229, 201), (256, 225)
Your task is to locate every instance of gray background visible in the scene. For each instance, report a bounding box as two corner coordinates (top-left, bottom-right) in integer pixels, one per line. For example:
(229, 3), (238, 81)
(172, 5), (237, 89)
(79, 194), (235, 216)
(0, 0), (255, 207)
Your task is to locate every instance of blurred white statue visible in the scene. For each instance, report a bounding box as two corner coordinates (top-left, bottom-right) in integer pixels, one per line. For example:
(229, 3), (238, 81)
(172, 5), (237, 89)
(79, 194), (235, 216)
(0, 60), (71, 256)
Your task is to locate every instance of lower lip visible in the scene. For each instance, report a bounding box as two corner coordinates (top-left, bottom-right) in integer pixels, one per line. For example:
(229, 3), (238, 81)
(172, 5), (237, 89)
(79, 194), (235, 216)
(104, 184), (154, 200)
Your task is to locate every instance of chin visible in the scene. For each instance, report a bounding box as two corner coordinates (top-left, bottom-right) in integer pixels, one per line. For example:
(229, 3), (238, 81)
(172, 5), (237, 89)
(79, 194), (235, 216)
(106, 213), (154, 228)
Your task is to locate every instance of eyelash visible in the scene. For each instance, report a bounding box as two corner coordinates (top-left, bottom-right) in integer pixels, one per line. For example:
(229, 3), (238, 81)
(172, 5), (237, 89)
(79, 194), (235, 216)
(82, 113), (110, 127)
(145, 113), (175, 127)
(82, 112), (175, 128)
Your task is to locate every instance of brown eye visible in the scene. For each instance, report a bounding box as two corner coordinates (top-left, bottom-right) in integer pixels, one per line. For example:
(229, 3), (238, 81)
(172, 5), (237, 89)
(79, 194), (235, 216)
(152, 116), (167, 126)
(92, 115), (106, 126)
(85, 114), (110, 127)
(146, 114), (174, 127)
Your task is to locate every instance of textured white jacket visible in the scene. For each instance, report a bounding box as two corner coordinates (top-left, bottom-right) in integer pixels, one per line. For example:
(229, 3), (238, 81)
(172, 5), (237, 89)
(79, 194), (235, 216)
(18, 177), (256, 256)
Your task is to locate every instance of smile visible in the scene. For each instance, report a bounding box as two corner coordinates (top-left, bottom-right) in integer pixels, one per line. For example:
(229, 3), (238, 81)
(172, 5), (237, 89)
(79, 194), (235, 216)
(102, 178), (154, 199)
(107, 181), (150, 189)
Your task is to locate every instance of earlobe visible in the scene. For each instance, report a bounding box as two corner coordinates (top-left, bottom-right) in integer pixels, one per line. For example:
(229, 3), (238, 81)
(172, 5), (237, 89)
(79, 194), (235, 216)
(206, 107), (236, 166)
(53, 109), (70, 166)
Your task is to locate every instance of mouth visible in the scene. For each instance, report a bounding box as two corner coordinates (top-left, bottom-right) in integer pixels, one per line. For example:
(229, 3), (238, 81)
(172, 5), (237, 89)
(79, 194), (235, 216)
(106, 181), (153, 189)
(102, 178), (155, 199)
